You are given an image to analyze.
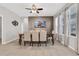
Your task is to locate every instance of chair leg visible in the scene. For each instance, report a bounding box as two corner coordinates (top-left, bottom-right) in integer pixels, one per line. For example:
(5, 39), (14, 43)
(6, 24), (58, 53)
(24, 41), (26, 46)
(32, 42), (33, 46)
(29, 42), (31, 46)
(30, 41), (32, 46)
(40, 42), (41, 46)
(38, 42), (40, 47)
(37, 41), (39, 47)
(45, 42), (47, 46)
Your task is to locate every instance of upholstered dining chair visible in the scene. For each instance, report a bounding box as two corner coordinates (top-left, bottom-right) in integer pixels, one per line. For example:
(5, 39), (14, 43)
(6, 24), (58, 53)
(31, 31), (39, 46)
(40, 30), (47, 46)
(23, 32), (31, 46)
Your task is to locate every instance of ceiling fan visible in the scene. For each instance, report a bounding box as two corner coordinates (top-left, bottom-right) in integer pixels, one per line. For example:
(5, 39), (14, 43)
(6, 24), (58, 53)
(25, 4), (43, 13)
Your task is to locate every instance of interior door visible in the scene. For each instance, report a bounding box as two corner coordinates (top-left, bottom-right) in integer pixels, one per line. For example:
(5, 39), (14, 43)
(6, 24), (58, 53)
(66, 4), (77, 51)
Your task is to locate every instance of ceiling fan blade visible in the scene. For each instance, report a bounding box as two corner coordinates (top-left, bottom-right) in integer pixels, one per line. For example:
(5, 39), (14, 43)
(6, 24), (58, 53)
(37, 8), (43, 10)
(25, 8), (32, 10)
(36, 11), (39, 13)
(30, 11), (32, 13)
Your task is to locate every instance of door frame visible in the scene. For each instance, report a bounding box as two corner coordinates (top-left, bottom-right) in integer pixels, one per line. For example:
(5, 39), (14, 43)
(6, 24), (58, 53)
(0, 15), (3, 44)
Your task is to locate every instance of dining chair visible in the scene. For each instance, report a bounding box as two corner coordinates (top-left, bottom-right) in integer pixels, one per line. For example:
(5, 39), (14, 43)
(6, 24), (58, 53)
(23, 32), (31, 46)
(40, 30), (47, 46)
(31, 31), (39, 46)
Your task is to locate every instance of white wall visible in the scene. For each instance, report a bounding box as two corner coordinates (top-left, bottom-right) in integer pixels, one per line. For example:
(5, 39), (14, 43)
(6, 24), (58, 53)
(0, 17), (2, 39)
(23, 17), (28, 32)
(0, 5), (21, 44)
(21, 17), (28, 33)
(54, 17), (58, 34)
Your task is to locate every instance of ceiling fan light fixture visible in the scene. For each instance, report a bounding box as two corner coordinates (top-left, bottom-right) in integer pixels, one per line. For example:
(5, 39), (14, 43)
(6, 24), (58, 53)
(32, 4), (36, 10)
(32, 10), (36, 13)
(25, 4), (43, 14)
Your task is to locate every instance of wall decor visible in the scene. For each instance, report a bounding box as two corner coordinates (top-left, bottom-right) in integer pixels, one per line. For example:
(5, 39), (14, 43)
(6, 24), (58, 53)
(34, 20), (46, 28)
(12, 20), (19, 26)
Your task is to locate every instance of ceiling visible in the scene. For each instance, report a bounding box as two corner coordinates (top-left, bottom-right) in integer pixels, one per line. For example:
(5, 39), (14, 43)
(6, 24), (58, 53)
(0, 3), (67, 17)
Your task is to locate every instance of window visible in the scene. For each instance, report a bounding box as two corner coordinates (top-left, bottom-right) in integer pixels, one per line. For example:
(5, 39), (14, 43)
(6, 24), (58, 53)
(59, 13), (64, 34)
(68, 4), (77, 36)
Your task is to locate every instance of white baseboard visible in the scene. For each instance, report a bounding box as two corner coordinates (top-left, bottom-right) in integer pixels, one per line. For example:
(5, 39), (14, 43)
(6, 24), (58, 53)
(2, 38), (17, 44)
(59, 40), (76, 51)
(68, 45), (75, 51)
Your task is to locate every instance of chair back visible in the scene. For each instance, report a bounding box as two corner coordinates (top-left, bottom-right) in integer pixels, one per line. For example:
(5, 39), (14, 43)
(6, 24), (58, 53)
(24, 32), (31, 41)
(32, 31), (39, 41)
(40, 30), (47, 41)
